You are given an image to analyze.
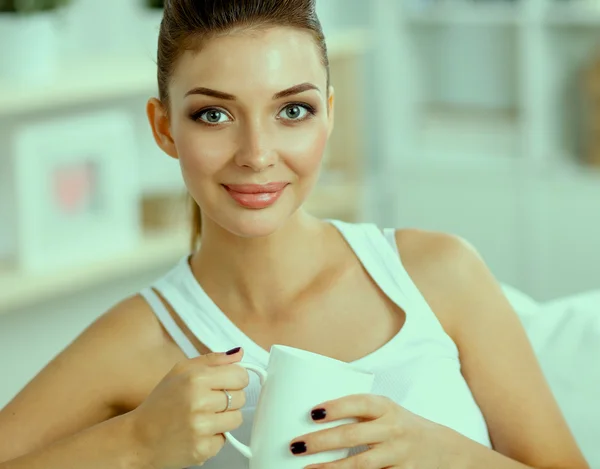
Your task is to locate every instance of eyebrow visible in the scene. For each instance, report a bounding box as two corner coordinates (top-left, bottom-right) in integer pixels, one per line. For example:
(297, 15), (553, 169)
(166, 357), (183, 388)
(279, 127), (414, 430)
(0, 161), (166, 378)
(184, 82), (321, 100)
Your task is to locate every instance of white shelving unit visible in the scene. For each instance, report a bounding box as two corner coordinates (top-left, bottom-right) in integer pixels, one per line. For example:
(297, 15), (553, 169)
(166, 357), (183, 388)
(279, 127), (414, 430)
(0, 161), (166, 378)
(419, 107), (520, 160)
(404, 1), (522, 25)
(546, 2), (600, 25)
(0, 57), (156, 117)
(380, 0), (600, 168)
(0, 229), (189, 314)
(370, 0), (600, 301)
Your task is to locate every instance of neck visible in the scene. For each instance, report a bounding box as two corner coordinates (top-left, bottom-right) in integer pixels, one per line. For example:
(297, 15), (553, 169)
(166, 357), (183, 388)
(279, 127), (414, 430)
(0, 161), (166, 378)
(190, 211), (336, 318)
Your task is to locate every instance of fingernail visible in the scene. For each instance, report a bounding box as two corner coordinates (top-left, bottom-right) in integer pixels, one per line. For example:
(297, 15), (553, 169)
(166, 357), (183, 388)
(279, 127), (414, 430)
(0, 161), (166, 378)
(226, 347), (241, 355)
(290, 441), (307, 454)
(311, 408), (327, 421)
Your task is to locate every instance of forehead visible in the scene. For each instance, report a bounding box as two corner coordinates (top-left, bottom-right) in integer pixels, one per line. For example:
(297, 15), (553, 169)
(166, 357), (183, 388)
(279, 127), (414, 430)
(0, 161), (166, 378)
(170, 27), (327, 97)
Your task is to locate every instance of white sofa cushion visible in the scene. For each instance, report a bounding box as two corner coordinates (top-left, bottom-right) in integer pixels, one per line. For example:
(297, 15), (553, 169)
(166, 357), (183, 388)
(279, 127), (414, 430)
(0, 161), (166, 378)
(509, 288), (600, 468)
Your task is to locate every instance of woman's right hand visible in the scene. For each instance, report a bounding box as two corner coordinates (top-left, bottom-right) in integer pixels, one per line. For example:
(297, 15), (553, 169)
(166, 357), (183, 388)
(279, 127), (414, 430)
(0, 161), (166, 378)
(130, 347), (248, 469)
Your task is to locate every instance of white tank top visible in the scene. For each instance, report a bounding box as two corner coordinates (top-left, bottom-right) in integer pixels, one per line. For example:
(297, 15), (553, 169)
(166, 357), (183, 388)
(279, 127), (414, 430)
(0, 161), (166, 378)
(139, 220), (491, 468)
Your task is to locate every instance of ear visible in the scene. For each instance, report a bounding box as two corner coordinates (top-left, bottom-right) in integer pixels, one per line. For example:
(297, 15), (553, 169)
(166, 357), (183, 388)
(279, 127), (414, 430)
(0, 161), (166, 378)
(147, 97), (178, 159)
(326, 85), (335, 138)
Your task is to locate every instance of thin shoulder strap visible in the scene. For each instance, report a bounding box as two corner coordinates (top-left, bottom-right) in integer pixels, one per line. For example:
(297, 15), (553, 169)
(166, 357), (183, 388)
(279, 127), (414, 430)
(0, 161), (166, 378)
(139, 287), (200, 359)
(375, 225), (461, 347)
(328, 220), (411, 308)
(383, 228), (399, 256)
(332, 221), (433, 314)
(326, 222), (460, 361)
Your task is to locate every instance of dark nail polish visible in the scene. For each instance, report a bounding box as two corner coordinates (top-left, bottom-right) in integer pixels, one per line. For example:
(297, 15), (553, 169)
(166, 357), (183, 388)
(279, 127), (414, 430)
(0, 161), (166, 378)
(226, 347), (241, 355)
(311, 408), (327, 421)
(290, 441), (307, 454)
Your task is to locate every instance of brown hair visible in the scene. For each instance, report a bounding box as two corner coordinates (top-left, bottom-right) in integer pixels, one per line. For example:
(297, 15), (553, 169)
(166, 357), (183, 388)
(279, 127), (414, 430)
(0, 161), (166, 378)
(156, 0), (330, 250)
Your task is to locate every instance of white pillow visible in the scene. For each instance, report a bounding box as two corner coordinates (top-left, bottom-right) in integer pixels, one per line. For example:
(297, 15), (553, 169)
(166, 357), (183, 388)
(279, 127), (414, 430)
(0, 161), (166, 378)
(518, 291), (600, 469)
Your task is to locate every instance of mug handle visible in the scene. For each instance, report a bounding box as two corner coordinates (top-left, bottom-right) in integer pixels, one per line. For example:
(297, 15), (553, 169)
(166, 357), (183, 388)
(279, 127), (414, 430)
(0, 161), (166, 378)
(223, 361), (268, 459)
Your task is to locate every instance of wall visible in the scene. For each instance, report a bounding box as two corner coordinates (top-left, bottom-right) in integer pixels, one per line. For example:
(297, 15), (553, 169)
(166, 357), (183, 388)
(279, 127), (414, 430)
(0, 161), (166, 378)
(384, 160), (600, 302)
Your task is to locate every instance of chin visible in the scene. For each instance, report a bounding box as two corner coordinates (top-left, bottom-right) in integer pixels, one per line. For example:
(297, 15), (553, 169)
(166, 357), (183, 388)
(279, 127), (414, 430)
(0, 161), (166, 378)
(218, 207), (298, 239)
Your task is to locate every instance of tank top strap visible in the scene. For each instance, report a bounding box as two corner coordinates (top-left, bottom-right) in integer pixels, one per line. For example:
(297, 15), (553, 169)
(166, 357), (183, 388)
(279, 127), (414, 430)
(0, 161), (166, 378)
(383, 227), (400, 255)
(147, 257), (251, 359)
(382, 226), (461, 352)
(379, 226), (440, 308)
(327, 220), (412, 315)
(329, 221), (459, 354)
(139, 287), (200, 359)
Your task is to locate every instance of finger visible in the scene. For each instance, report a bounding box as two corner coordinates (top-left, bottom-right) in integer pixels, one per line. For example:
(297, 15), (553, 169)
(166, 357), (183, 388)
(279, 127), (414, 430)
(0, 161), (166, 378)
(192, 389), (247, 413)
(194, 434), (225, 462)
(202, 363), (250, 391)
(193, 409), (243, 435)
(303, 446), (395, 469)
(172, 347), (245, 375)
(194, 347), (245, 366)
(290, 420), (388, 456)
(310, 394), (391, 422)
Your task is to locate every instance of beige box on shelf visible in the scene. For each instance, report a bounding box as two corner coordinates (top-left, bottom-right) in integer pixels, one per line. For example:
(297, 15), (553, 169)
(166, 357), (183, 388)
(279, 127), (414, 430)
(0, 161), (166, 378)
(581, 51), (600, 167)
(141, 192), (189, 232)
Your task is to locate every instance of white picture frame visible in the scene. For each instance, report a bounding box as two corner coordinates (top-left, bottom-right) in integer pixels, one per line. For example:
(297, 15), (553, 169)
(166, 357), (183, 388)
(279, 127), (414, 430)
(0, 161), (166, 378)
(12, 109), (141, 273)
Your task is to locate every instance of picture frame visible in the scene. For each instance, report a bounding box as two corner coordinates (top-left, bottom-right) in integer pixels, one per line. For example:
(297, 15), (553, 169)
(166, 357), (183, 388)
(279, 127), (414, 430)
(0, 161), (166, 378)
(12, 109), (141, 273)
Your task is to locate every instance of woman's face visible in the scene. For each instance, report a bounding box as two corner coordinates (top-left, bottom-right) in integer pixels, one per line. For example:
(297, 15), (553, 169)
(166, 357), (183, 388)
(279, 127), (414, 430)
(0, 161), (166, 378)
(149, 26), (333, 238)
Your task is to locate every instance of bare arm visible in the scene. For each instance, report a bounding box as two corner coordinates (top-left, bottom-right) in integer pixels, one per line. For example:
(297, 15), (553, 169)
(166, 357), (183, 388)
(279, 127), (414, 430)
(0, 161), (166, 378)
(397, 229), (589, 469)
(0, 412), (147, 469)
(0, 295), (182, 467)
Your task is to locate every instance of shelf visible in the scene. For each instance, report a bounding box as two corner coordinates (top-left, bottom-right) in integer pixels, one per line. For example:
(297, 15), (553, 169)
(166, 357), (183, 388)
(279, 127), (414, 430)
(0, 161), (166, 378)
(404, 2), (521, 26)
(420, 107), (521, 160)
(0, 229), (190, 314)
(304, 181), (363, 220)
(546, 3), (600, 26)
(0, 28), (370, 118)
(325, 28), (371, 58)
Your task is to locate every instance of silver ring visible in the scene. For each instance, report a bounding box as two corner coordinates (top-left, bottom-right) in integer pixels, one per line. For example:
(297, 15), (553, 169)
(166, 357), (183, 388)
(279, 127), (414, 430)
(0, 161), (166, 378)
(220, 390), (232, 413)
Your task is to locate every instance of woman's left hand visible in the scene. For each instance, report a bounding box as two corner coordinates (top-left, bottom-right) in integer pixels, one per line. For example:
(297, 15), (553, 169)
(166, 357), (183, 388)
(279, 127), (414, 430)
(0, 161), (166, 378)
(289, 394), (450, 469)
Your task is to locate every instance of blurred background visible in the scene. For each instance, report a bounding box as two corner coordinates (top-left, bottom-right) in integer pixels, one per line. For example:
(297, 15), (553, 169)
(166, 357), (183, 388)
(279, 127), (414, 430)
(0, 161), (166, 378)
(0, 0), (599, 462)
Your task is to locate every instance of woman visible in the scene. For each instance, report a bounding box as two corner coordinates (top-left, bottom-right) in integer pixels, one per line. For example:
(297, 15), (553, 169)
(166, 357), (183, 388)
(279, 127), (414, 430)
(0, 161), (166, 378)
(0, 1), (589, 468)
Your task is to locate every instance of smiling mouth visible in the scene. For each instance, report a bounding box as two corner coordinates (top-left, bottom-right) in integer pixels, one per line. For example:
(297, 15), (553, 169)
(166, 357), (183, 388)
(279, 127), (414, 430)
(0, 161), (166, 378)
(222, 182), (289, 209)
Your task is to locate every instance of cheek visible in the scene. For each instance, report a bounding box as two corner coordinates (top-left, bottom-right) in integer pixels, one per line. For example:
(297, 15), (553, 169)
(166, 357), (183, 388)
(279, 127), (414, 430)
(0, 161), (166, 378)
(173, 122), (235, 177)
(282, 125), (329, 176)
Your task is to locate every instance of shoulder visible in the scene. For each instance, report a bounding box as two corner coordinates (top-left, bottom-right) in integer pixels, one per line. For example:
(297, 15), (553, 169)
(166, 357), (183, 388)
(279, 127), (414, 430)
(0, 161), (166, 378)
(393, 228), (487, 294)
(95, 294), (168, 348)
(391, 228), (498, 339)
(393, 228), (482, 274)
(75, 294), (185, 410)
(99, 293), (185, 368)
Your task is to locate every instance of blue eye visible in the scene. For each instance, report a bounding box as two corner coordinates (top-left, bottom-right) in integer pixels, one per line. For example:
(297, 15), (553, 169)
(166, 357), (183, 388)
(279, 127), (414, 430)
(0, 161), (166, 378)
(193, 109), (231, 124)
(278, 104), (315, 121)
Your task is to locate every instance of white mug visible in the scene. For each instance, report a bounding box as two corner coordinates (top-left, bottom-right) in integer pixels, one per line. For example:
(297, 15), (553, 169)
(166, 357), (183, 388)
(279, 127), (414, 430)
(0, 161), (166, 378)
(224, 344), (375, 469)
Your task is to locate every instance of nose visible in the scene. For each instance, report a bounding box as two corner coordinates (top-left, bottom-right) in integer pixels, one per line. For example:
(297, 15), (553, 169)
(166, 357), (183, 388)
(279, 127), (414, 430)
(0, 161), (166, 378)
(234, 122), (277, 172)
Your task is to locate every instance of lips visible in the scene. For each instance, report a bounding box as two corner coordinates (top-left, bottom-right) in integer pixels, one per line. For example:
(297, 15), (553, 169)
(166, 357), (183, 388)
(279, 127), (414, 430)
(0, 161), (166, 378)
(223, 182), (289, 209)
(223, 182), (288, 194)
